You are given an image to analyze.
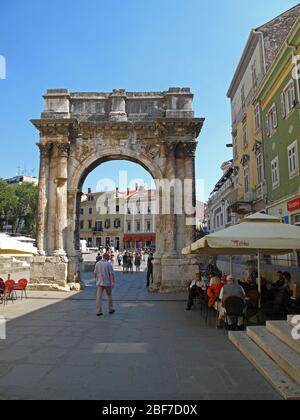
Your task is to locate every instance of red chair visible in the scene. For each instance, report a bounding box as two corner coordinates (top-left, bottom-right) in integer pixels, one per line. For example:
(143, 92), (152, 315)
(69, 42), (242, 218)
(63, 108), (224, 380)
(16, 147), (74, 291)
(2, 281), (16, 305)
(0, 279), (5, 304)
(15, 279), (28, 300)
(5, 280), (17, 301)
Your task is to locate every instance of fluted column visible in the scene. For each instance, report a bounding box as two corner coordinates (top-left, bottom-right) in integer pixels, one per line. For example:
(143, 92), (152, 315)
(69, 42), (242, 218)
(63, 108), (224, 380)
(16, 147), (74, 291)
(184, 142), (197, 246)
(175, 143), (186, 254)
(53, 142), (70, 256)
(163, 142), (177, 257)
(36, 142), (52, 254)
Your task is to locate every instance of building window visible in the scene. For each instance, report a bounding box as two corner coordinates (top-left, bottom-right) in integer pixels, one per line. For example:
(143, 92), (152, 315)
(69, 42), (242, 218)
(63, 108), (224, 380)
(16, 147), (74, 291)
(146, 221), (151, 232)
(80, 220), (84, 229)
(256, 153), (263, 185)
(114, 219), (121, 229)
(241, 85), (245, 110)
(105, 219), (110, 229)
(266, 104), (278, 136)
(116, 205), (120, 214)
(220, 213), (224, 227)
(271, 156), (280, 189)
(281, 80), (296, 118)
(293, 214), (300, 226)
(80, 208), (84, 215)
(243, 122), (248, 147)
(95, 221), (102, 232)
(214, 207), (222, 229)
(136, 222), (141, 232)
(254, 103), (261, 131)
(127, 222), (131, 232)
(87, 238), (93, 247)
(251, 61), (258, 91)
(288, 140), (299, 179)
(88, 195), (94, 202)
(89, 207), (93, 215)
(244, 165), (249, 194)
(88, 220), (92, 229)
(233, 136), (238, 160)
(227, 208), (232, 224)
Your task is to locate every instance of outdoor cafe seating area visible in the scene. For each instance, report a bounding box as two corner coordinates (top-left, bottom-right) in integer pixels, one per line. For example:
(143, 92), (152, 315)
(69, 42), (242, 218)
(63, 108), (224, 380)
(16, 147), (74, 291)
(192, 269), (300, 331)
(0, 278), (28, 306)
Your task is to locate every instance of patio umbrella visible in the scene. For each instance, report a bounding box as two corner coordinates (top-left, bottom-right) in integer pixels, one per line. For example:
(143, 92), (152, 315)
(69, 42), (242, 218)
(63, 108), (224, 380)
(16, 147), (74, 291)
(0, 234), (37, 255)
(182, 213), (300, 298)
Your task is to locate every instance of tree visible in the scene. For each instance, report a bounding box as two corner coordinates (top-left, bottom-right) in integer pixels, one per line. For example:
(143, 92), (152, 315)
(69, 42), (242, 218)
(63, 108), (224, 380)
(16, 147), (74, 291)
(0, 180), (38, 236)
(10, 182), (38, 235)
(0, 179), (17, 231)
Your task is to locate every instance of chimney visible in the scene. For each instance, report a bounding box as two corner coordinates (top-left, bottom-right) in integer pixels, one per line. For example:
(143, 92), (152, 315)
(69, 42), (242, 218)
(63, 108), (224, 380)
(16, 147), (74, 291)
(116, 187), (119, 198)
(127, 187), (130, 196)
(88, 187), (92, 194)
(135, 183), (138, 191)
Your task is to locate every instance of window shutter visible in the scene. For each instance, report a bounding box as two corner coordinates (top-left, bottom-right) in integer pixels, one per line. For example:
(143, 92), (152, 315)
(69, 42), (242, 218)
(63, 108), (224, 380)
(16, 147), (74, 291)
(266, 114), (270, 136)
(292, 80), (297, 105)
(281, 92), (286, 118)
(273, 106), (278, 128)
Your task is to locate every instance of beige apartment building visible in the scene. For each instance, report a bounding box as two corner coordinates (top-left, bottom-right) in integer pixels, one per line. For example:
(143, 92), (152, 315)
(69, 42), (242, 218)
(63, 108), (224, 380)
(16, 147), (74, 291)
(80, 188), (126, 250)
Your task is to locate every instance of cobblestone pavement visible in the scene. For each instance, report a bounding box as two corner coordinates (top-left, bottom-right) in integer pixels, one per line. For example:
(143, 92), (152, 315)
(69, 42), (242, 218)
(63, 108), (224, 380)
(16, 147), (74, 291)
(0, 266), (280, 400)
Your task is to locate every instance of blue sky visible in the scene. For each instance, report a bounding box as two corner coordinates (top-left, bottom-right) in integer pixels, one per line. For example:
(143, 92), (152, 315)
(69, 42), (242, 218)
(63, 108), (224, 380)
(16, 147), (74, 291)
(0, 0), (298, 200)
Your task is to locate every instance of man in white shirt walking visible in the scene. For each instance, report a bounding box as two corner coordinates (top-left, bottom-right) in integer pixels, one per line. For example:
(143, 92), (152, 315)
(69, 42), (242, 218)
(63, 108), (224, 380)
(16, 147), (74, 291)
(94, 253), (115, 316)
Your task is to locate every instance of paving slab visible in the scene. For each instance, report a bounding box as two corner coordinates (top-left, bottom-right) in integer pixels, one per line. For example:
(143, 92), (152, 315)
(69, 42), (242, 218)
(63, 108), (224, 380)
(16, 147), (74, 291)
(0, 269), (281, 400)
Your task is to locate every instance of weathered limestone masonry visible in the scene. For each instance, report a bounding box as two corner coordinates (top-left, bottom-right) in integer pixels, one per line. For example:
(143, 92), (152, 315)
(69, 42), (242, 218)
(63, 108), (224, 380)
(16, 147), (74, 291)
(31, 88), (205, 292)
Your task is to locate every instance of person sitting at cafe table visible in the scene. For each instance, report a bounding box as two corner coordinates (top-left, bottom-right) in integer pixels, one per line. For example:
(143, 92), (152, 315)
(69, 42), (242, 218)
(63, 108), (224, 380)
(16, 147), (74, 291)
(209, 272), (220, 287)
(219, 275), (246, 330)
(186, 273), (205, 311)
(271, 271), (293, 313)
(207, 275), (226, 308)
(265, 271), (285, 300)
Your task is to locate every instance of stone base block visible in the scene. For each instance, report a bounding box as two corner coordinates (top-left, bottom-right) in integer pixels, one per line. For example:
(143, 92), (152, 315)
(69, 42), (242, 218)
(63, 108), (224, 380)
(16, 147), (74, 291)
(152, 254), (208, 294)
(30, 255), (69, 290)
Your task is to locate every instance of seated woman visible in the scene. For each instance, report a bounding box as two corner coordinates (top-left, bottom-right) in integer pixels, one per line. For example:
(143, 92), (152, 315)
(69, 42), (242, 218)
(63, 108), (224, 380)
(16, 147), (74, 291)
(206, 275), (225, 308)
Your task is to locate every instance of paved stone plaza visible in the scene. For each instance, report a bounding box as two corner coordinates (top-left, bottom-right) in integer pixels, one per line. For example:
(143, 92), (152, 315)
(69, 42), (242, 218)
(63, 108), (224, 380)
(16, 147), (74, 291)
(0, 266), (280, 400)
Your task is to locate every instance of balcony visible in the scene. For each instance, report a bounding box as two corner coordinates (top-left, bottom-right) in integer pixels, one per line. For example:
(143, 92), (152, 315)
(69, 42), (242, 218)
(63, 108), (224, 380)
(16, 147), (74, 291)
(227, 187), (253, 215)
(93, 227), (103, 233)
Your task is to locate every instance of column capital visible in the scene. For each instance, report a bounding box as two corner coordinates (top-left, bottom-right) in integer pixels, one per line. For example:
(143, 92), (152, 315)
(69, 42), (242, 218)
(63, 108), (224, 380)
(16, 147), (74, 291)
(184, 142), (197, 158)
(56, 142), (70, 158)
(37, 142), (53, 158)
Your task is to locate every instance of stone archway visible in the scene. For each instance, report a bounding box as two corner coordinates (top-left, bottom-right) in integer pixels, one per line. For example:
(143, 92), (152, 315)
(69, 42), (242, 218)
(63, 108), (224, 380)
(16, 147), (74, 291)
(30, 88), (204, 291)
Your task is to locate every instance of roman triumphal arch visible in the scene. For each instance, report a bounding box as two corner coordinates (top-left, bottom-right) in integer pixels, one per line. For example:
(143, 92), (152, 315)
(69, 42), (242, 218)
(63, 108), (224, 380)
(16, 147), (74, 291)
(30, 88), (205, 292)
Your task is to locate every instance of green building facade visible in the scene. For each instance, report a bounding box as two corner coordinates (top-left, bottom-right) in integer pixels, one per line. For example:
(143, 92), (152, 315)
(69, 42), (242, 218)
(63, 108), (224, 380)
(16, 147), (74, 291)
(257, 16), (300, 230)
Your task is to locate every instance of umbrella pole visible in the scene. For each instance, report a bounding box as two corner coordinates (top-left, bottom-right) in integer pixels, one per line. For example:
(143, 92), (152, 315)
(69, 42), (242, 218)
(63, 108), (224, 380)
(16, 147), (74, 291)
(257, 250), (263, 320)
(257, 250), (261, 297)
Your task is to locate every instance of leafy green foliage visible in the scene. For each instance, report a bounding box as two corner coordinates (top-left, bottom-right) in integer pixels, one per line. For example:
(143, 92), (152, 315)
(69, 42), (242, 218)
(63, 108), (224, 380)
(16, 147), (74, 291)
(0, 180), (38, 235)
